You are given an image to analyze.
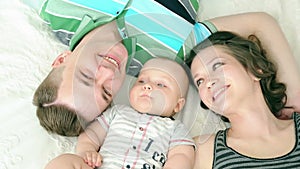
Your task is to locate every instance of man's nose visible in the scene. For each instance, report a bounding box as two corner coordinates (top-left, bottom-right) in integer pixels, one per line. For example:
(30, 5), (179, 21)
(96, 66), (114, 84)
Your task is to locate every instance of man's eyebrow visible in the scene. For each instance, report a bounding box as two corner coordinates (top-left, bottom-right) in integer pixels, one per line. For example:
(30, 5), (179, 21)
(76, 69), (93, 86)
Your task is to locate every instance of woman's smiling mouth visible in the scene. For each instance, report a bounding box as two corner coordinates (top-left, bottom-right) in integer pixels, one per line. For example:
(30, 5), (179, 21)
(213, 85), (230, 101)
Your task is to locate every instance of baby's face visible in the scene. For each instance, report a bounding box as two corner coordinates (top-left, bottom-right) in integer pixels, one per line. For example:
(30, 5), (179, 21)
(129, 69), (183, 117)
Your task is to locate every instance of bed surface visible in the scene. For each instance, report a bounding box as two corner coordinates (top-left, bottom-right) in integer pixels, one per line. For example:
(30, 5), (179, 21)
(0, 0), (299, 168)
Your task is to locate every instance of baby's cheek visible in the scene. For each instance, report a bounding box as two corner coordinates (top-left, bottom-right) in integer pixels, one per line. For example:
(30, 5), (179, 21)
(148, 90), (166, 116)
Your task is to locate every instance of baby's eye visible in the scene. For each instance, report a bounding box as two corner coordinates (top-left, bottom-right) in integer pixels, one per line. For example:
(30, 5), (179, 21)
(213, 62), (225, 71)
(196, 78), (204, 87)
(157, 83), (166, 88)
(137, 79), (145, 84)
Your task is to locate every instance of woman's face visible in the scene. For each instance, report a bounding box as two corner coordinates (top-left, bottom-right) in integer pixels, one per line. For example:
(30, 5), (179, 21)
(190, 46), (257, 115)
(55, 21), (128, 121)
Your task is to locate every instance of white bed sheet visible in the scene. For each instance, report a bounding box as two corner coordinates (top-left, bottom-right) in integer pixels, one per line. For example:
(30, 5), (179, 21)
(0, 0), (299, 168)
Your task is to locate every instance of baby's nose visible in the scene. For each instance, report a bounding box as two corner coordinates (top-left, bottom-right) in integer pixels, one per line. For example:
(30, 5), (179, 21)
(143, 84), (152, 90)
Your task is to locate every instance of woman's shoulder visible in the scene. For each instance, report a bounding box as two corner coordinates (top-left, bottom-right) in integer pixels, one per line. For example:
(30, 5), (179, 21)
(193, 134), (216, 168)
(194, 133), (216, 149)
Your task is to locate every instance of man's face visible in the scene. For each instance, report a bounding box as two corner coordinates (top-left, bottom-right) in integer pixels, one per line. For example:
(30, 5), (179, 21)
(55, 21), (128, 121)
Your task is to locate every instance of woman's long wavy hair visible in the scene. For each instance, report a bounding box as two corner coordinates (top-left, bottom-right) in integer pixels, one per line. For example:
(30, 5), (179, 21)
(188, 31), (287, 116)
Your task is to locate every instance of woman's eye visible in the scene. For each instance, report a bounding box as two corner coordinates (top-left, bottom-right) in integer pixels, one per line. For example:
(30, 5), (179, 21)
(212, 62), (225, 71)
(196, 78), (204, 87)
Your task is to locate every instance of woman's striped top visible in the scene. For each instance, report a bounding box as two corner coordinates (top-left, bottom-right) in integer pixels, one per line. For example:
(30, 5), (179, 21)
(213, 113), (300, 169)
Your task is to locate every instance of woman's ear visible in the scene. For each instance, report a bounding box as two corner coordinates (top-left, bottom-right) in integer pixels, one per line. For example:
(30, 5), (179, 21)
(173, 98), (186, 113)
(248, 68), (262, 82)
(253, 69), (263, 81)
(51, 51), (72, 67)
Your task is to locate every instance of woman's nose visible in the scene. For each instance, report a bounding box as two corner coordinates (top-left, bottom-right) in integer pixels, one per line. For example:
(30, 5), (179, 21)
(206, 79), (217, 89)
(143, 83), (152, 90)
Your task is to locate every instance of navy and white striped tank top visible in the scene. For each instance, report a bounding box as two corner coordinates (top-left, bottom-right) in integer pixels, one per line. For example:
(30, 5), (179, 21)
(213, 113), (300, 169)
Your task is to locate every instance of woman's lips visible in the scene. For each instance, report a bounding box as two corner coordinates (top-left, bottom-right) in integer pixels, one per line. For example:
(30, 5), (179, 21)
(213, 85), (229, 101)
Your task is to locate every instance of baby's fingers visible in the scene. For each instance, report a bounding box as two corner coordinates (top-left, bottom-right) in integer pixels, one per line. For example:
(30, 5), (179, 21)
(94, 154), (103, 167)
(85, 152), (102, 168)
(83, 152), (97, 168)
(278, 107), (294, 119)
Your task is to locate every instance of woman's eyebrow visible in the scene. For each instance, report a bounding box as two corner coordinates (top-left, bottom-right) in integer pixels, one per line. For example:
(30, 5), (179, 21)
(206, 57), (221, 65)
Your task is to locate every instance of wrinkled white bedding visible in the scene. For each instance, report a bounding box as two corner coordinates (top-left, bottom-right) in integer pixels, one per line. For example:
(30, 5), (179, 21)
(0, 0), (299, 168)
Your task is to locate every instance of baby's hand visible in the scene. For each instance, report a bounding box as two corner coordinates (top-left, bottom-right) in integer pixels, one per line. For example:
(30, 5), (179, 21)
(81, 151), (103, 168)
(277, 90), (300, 120)
(289, 91), (300, 113)
(278, 107), (294, 119)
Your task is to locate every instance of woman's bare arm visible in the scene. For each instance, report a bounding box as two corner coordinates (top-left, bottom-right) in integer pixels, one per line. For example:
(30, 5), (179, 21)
(163, 145), (195, 169)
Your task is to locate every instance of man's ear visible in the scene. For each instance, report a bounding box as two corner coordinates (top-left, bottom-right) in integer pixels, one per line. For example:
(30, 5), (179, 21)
(173, 98), (186, 113)
(51, 51), (72, 67)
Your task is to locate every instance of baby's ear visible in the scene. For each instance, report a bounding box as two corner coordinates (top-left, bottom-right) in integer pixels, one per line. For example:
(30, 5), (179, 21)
(173, 98), (186, 113)
(52, 51), (72, 67)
